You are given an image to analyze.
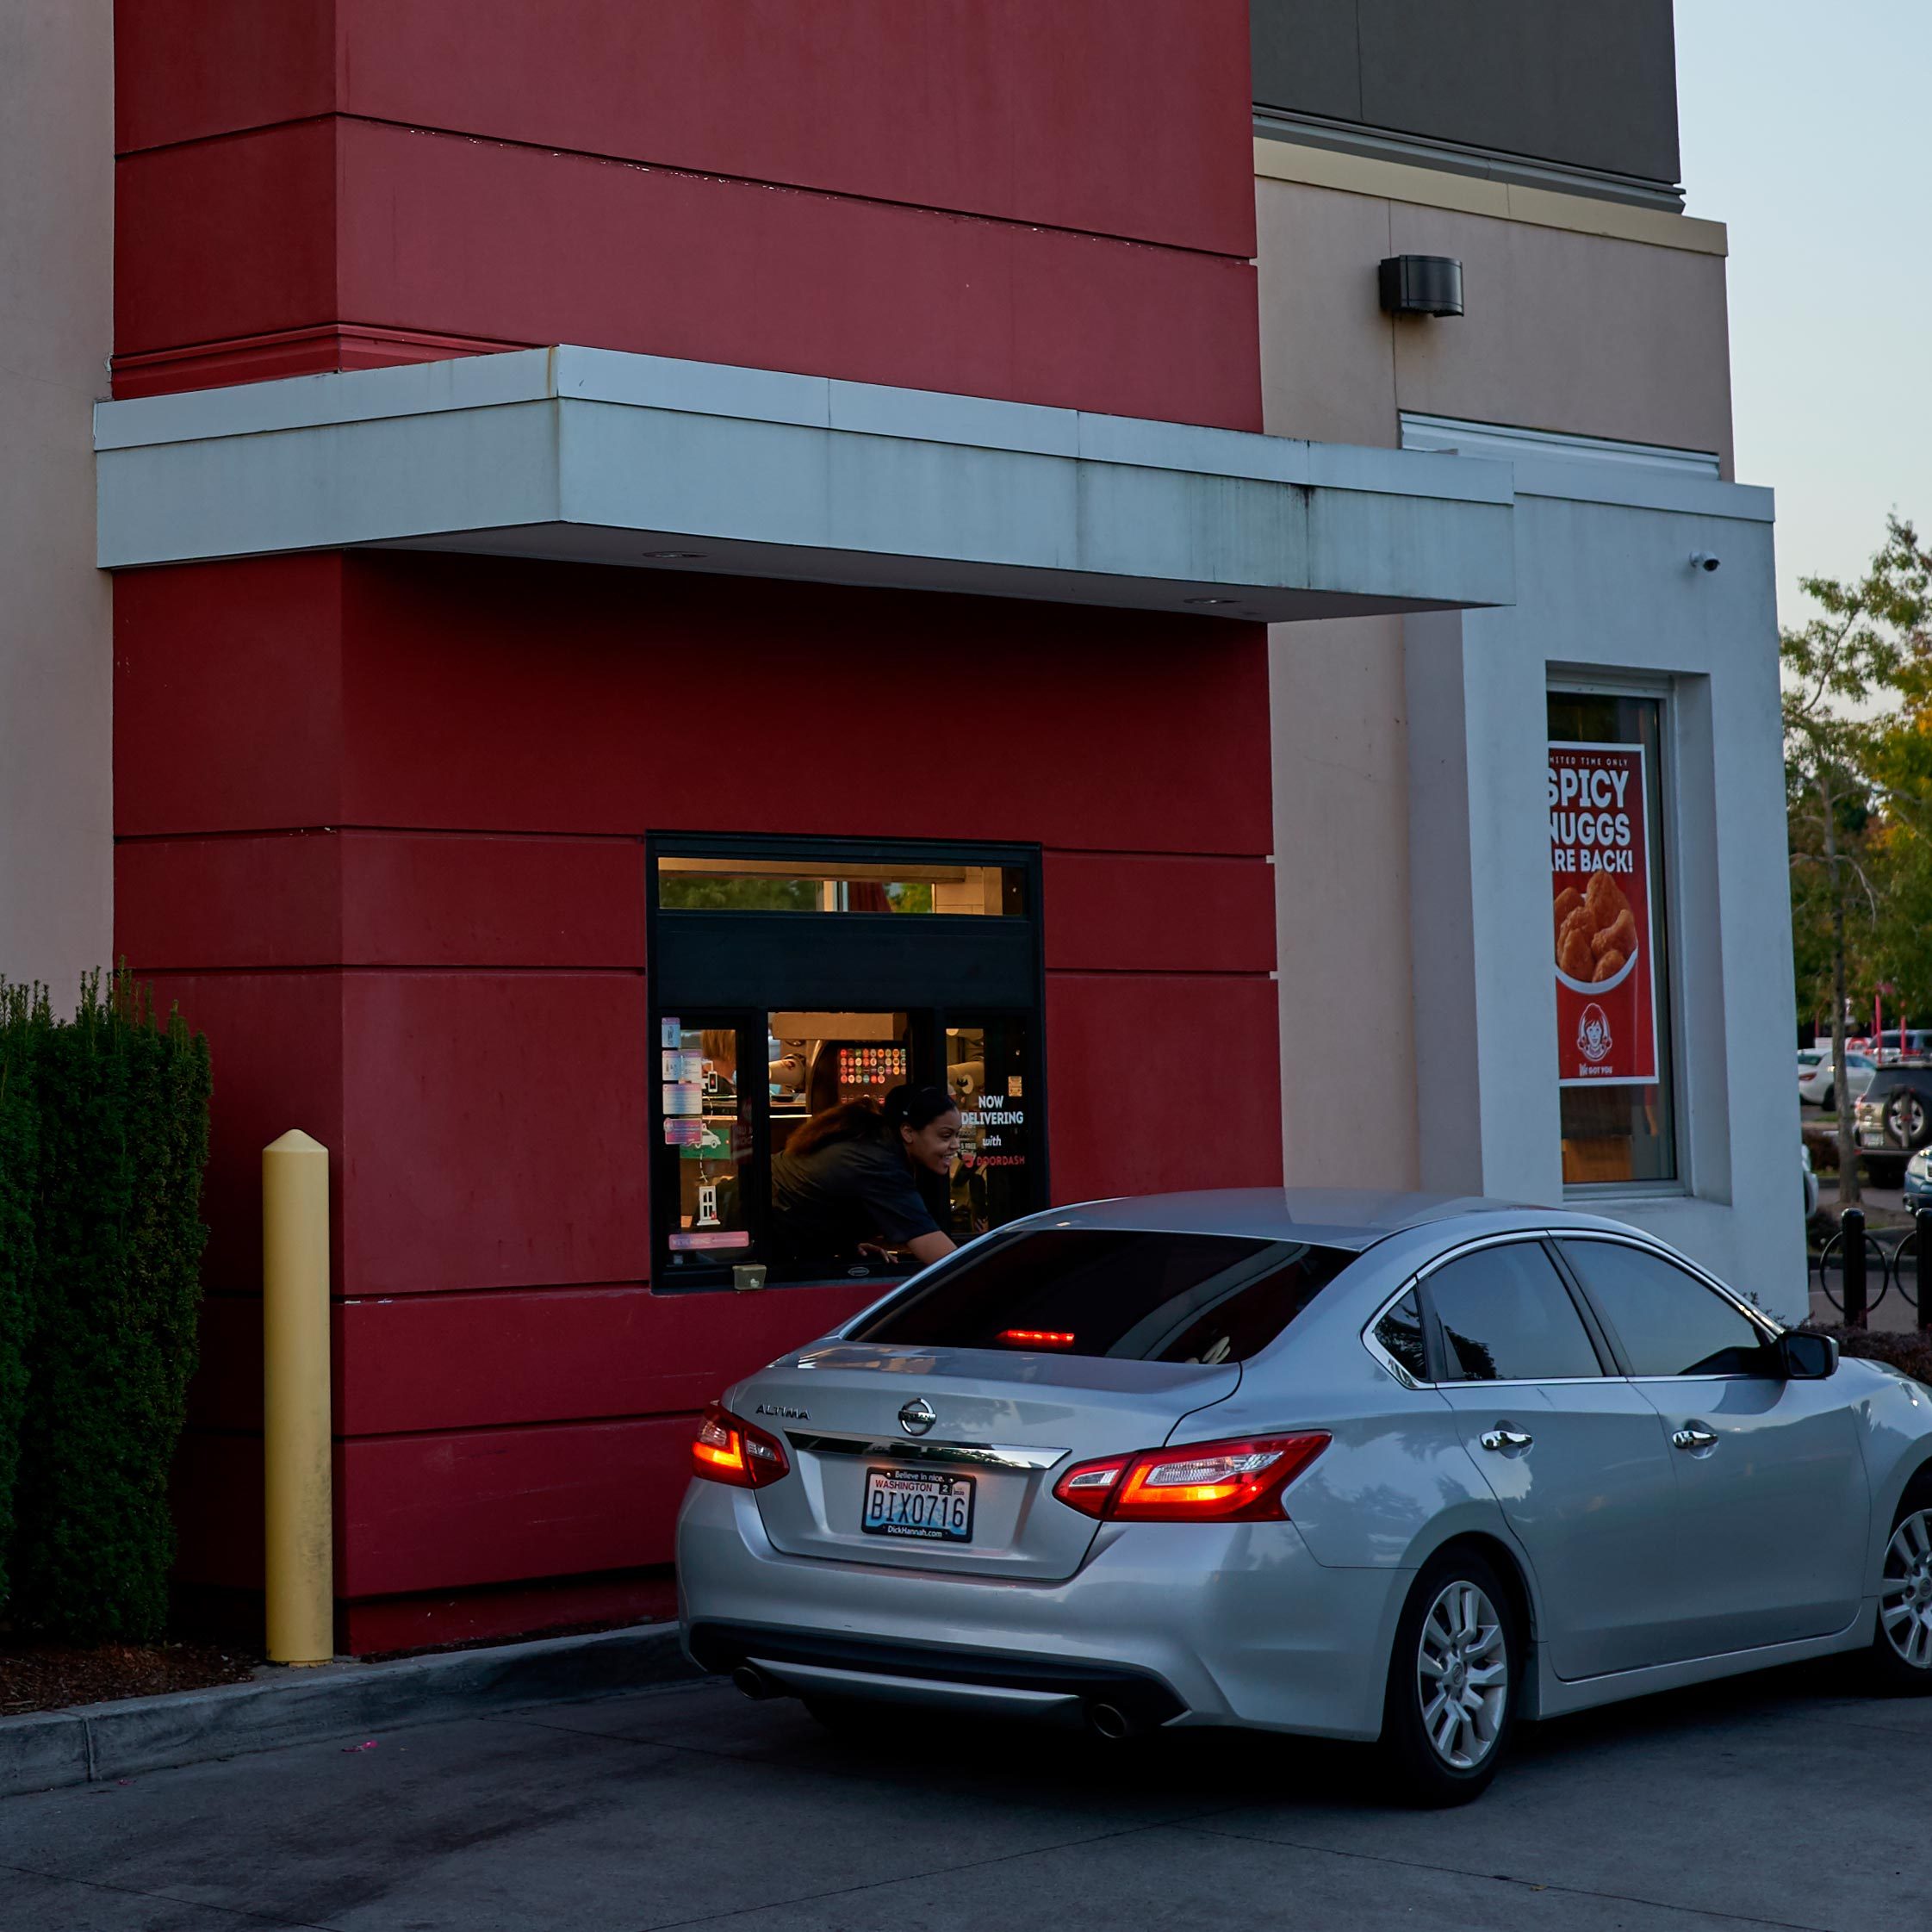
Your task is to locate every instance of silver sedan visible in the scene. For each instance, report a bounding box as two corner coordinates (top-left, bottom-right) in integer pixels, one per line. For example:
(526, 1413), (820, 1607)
(676, 1190), (1932, 1804)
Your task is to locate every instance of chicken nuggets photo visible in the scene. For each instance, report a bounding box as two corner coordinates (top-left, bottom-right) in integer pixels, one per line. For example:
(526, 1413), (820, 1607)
(1559, 923), (1595, 981)
(1584, 867), (1629, 926)
(1553, 885), (1582, 941)
(1592, 906), (1637, 964)
(1555, 866), (1637, 986)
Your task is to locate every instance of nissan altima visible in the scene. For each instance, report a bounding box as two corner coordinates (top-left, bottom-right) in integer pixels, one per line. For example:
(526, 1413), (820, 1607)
(676, 1190), (1932, 1804)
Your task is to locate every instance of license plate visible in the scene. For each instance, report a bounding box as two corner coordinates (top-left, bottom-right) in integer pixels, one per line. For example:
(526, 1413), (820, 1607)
(861, 1467), (975, 1543)
(1860, 1130), (1886, 1147)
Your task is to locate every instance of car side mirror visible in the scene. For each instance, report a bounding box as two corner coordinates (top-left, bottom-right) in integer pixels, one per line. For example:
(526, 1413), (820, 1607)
(1778, 1330), (1839, 1380)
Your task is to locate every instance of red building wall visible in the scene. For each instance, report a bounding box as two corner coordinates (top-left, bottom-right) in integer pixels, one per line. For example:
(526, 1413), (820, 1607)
(111, 3), (1275, 1648)
(111, 0), (1260, 426)
(116, 556), (1279, 1648)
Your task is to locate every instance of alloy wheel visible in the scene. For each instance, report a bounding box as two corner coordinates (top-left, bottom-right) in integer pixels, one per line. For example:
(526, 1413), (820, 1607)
(1417, 1580), (1508, 1769)
(1888, 1093), (1928, 1145)
(1879, 1510), (1932, 1670)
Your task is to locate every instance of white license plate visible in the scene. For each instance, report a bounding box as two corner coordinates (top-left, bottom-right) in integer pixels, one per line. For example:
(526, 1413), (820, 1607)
(861, 1467), (975, 1543)
(1860, 1130), (1887, 1147)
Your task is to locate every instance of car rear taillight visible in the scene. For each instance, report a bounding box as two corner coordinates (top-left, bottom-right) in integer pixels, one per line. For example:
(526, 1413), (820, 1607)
(691, 1402), (791, 1488)
(1052, 1432), (1329, 1522)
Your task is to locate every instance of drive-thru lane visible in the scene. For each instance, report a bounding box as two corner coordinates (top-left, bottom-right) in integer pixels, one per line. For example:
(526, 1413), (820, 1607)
(0, 1663), (1923, 1930)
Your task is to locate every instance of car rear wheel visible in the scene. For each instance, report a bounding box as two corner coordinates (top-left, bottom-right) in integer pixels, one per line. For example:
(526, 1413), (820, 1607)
(1885, 1090), (1932, 1150)
(1871, 1480), (1932, 1695)
(1380, 1548), (1519, 1805)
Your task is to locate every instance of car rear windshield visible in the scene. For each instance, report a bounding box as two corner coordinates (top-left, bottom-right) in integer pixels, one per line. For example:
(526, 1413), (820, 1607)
(846, 1228), (1357, 1364)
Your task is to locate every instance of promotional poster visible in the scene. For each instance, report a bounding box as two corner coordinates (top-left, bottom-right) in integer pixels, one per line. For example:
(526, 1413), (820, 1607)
(1550, 742), (1658, 1086)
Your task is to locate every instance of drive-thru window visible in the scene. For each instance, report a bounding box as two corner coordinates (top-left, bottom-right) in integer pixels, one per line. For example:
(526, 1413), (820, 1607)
(649, 836), (1047, 1288)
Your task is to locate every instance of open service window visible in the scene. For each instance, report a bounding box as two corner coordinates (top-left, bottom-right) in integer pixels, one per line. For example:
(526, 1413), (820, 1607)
(648, 835), (1047, 1289)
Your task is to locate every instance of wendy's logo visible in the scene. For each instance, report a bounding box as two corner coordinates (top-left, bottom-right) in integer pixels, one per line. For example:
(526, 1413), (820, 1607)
(1577, 1003), (1613, 1065)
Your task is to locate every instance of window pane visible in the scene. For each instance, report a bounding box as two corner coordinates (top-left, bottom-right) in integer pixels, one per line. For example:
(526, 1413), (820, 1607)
(850, 1228), (1355, 1363)
(1558, 1240), (1767, 1376)
(659, 855), (1024, 915)
(1548, 691), (1675, 1184)
(767, 1012), (933, 1273)
(1426, 1244), (1602, 1382)
(1374, 1289), (1429, 1382)
(944, 1017), (1034, 1242)
(662, 1022), (754, 1259)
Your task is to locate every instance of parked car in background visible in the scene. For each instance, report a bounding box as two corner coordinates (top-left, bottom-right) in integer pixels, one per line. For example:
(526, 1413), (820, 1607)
(1798, 1047), (1875, 1109)
(680, 1190), (1932, 1806)
(1854, 1068), (1932, 1185)
(1874, 1029), (1932, 1067)
(1905, 1149), (1932, 1211)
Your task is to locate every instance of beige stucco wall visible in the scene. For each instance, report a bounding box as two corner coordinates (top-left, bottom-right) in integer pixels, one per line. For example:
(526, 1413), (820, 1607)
(1258, 159), (1737, 1189)
(0, 2), (114, 992)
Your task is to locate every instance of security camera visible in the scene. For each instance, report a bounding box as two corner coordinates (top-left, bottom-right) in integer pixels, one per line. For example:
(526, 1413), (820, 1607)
(1689, 551), (1721, 573)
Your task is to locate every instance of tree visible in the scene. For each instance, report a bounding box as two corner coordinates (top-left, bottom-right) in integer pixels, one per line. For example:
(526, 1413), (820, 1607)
(1785, 516), (1932, 1204)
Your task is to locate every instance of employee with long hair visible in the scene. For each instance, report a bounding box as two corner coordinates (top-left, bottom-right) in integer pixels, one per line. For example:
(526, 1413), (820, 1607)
(770, 1084), (960, 1270)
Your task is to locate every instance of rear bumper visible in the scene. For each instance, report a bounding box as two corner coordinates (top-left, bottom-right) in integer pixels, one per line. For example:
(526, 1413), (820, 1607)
(691, 1622), (1186, 1731)
(675, 1479), (1403, 1741)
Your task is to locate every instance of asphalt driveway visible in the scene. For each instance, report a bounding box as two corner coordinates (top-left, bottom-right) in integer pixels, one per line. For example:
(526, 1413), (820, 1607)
(0, 1660), (1925, 1930)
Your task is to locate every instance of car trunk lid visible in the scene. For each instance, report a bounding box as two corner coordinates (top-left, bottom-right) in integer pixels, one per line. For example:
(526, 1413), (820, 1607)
(744, 1342), (1239, 1581)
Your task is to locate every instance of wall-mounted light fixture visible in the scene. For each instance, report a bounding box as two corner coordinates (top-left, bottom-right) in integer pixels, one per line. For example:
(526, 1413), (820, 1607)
(1378, 255), (1464, 318)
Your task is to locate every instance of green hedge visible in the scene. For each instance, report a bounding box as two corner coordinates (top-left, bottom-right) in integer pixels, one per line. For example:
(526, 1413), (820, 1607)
(0, 970), (212, 1640)
(0, 986), (40, 1615)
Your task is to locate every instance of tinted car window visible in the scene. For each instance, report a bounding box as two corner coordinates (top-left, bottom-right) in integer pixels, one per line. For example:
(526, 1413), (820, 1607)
(848, 1228), (1354, 1364)
(1558, 1240), (1768, 1376)
(1425, 1243), (1603, 1382)
(1373, 1289), (1429, 1382)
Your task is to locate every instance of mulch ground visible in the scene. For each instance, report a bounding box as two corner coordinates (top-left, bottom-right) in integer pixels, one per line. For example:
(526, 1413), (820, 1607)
(0, 1639), (258, 1718)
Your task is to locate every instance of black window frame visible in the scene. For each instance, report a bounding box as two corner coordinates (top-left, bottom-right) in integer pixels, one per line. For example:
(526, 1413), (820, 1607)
(646, 831), (1049, 1292)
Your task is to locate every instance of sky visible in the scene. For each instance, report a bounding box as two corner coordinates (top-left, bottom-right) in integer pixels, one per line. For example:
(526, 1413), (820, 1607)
(1674, 1), (1930, 629)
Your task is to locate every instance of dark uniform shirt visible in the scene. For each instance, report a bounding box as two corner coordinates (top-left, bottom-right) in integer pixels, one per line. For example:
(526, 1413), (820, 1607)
(769, 1137), (941, 1264)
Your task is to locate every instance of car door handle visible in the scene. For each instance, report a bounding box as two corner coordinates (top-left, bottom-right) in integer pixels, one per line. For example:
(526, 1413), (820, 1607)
(1672, 1425), (1719, 1453)
(1480, 1426), (1534, 1453)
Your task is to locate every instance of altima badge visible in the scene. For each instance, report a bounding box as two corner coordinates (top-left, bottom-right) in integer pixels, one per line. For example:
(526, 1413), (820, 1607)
(898, 1399), (937, 1437)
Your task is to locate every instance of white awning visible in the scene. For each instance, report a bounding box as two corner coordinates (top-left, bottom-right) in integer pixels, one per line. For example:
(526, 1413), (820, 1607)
(96, 345), (1517, 621)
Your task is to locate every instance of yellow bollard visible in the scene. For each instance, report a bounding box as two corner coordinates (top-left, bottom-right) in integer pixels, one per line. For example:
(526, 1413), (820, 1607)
(262, 1129), (334, 1665)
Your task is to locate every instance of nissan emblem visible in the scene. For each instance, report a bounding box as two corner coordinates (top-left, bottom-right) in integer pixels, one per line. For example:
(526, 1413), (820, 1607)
(898, 1398), (936, 1437)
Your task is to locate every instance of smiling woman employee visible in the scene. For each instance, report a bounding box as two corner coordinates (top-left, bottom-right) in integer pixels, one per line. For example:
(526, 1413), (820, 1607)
(769, 1084), (961, 1271)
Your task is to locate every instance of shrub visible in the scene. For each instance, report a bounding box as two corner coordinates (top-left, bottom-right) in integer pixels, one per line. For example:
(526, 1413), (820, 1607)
(1805, 1322), (1932, 1388)
(7, 970), (212, 1641)
(0, 985), (42, 1614)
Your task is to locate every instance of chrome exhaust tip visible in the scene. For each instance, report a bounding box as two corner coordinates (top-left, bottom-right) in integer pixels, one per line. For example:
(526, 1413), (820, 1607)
(731, 1663), (781, 1701)
(1087, 1700), (1137, 1742)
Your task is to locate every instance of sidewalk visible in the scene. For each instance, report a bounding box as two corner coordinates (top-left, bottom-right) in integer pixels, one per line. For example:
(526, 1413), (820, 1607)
(0, 1622), (694, 1798)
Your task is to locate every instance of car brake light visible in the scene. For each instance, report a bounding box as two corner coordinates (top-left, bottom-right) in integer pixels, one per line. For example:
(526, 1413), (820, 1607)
(691, 1402), (791, 1488)
(997, 1329), (1076, 1348)
(1052, 1432), (1330, 1522)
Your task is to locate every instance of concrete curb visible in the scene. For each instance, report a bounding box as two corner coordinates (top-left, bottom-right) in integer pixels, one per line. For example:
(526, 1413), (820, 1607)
(0, 1620), (699, 1798)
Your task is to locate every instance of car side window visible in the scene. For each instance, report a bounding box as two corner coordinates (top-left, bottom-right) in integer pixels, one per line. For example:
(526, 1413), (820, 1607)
(1422, 1243), (1604, 1382)
(1557, 1240), (1768, 1377)
(1372, 1289), (1428, 1382)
